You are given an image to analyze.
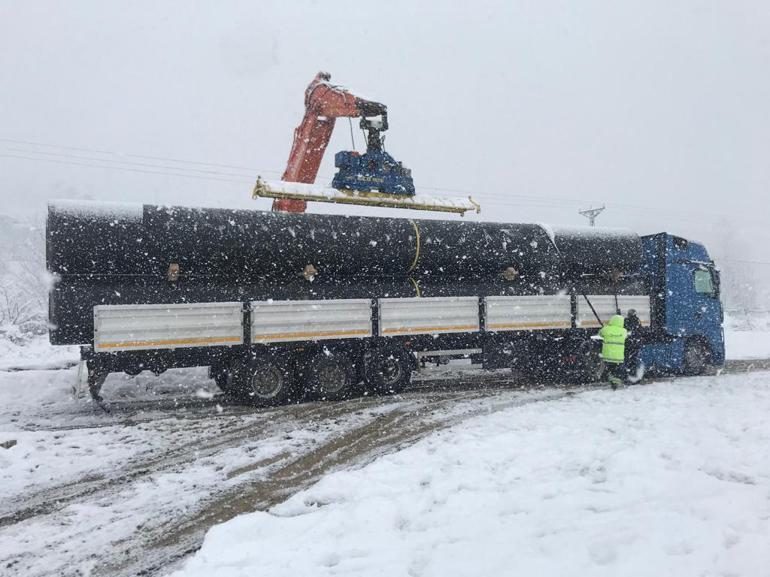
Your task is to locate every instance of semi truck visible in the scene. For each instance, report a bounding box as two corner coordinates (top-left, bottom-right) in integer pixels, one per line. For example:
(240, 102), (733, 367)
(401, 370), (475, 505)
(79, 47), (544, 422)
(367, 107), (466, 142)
(47, 201), (724, 405)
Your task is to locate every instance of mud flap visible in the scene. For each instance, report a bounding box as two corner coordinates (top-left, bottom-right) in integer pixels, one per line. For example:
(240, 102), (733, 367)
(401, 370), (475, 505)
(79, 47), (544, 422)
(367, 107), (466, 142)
(88, 364), (109, 411)
(72, 361), (110, 411)
(73, 361), (89, 399)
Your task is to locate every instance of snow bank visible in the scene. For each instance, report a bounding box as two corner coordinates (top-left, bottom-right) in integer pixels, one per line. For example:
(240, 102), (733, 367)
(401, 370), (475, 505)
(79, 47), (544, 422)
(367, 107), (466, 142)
(0, 333), (78, 371)
(724, 312), (770, 360)
(725, 330), (770, 360)
(175, 373), (770, 577)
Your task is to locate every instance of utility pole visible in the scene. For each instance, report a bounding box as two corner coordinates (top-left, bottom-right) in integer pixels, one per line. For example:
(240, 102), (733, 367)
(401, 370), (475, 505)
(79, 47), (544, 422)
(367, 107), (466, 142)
(579, 205), (605, 227)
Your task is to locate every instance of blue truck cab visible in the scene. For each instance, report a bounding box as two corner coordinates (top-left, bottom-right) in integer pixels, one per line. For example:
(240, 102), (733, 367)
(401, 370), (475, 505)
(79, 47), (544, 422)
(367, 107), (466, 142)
(639, 233), (724, 374)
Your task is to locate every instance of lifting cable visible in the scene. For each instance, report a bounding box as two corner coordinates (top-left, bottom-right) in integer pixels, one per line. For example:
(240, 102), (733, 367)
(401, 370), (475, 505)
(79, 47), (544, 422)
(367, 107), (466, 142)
(541, 227), (603, 328)
(612, 275), (621, 315)
(582, 294), (604, 327)
(348, 118), (356, 150)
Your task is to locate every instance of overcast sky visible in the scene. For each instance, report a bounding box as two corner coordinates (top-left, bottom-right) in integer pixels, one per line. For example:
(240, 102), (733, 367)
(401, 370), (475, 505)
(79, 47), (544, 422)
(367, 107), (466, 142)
(1, 1), (768, 294)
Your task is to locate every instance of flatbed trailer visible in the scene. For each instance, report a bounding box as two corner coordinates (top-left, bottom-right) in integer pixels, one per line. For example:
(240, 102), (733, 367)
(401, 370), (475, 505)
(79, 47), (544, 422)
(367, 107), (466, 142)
(47, 201), (724, 405)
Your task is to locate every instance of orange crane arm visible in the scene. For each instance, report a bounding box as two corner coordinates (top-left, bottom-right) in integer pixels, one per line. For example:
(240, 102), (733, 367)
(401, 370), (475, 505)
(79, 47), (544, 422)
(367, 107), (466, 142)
(273, 72), (386, 213)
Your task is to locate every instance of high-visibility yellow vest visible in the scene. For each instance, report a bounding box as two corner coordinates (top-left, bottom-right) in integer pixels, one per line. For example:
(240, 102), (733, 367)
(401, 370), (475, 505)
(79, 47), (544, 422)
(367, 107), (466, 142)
(599, 315), (628, 363)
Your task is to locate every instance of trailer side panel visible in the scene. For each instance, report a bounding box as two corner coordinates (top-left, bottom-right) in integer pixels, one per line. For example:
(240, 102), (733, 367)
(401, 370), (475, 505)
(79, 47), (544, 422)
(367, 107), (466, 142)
(93, 302), (244, 352)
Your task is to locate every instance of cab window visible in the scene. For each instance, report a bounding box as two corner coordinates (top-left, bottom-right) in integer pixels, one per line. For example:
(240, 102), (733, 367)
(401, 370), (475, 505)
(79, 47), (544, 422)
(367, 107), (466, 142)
(693, 269), (715, 296)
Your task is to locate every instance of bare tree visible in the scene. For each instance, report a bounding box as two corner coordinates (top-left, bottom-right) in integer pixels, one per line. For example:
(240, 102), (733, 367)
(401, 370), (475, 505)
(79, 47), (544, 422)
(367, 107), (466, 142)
(0, 221), (48, 338)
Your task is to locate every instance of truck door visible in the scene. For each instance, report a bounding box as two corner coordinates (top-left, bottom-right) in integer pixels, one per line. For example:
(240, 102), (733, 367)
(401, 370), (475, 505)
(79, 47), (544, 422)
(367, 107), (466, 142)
(687, 264), (724, 361)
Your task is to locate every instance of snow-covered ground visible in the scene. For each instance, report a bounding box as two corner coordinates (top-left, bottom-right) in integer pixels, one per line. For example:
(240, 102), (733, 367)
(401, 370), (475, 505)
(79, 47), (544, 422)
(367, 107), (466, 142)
(0, 366), (224, 503)
(1, 314), (769, 576)
(176, 372), (770, 577)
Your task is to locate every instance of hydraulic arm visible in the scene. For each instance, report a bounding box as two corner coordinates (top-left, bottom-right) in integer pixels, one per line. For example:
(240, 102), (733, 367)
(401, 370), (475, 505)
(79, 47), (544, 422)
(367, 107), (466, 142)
(257, 72), (479, 216)
(274, 72), (388, 213)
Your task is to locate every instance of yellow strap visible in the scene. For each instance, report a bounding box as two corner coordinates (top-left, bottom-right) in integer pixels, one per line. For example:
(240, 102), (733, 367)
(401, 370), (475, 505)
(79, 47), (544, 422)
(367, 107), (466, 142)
(409, 220), (421, 272)
(409, 277), (421, 297)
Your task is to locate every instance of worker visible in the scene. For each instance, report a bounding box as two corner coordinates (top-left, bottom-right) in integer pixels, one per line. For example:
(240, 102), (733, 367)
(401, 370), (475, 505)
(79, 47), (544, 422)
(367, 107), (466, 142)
(599, 314), (628, 389)
(624, 309), (643, 382)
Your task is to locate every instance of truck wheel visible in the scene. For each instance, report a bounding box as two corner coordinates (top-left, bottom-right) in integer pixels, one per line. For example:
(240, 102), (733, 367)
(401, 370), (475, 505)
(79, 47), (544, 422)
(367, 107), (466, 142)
(231, 354), (298, 406)
(304, 351), (357, 401)
(364, 348), (412, 395)
(684, 341), (710, 376)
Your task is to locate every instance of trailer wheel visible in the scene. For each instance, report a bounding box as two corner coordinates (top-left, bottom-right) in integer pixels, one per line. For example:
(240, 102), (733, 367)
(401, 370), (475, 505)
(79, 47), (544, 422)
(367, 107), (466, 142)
(364, 348), (412, 395)
(231, 354), (298, 406)
(304, 351), (357, 401)
(684, 341), (710, 376)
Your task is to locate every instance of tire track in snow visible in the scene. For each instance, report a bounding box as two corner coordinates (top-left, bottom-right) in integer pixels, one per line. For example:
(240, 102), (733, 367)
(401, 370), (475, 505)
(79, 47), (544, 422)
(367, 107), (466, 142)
(0, 390), (489, 577)
(0, 397), (398, 529)
(96, 388), (574, 577)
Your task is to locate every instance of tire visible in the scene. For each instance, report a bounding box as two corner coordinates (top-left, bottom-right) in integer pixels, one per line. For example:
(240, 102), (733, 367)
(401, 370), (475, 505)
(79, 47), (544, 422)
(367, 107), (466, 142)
(303, 351), (357, 401)
(230, 354), (298, 406)
(683, 341), (710, 376)
(363, 348), (412, 395)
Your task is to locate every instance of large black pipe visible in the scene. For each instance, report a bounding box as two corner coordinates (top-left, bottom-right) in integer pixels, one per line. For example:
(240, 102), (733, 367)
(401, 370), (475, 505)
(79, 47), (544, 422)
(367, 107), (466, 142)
(47, 202), (572, 282)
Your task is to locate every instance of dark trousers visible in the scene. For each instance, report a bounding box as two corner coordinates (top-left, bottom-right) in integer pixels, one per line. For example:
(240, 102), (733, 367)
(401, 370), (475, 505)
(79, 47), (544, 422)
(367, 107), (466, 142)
(626, 338), (642, 378)
(606, 360), (625, 386)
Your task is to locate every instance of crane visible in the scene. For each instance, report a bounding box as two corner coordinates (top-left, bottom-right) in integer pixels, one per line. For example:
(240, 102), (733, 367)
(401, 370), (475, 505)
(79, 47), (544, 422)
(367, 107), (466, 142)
(254, 72), (479, 216)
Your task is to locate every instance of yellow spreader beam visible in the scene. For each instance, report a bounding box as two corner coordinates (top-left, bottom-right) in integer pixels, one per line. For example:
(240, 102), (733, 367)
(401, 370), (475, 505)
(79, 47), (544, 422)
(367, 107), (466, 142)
(253, 177), (481, 216)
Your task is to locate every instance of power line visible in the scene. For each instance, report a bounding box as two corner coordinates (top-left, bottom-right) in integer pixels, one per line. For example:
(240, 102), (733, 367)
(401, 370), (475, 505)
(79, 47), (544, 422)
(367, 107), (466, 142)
(0, 153), (253, 185)
(2, 147), (269, 178)
(722, 258), (770, 266)
(0, 137), (283, 175)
